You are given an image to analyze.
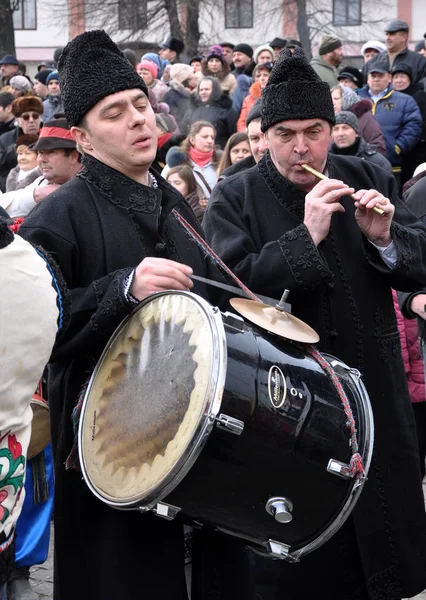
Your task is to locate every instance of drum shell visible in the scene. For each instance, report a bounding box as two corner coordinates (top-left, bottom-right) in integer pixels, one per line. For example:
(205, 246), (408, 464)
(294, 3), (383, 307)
(164, 317), (369, 554)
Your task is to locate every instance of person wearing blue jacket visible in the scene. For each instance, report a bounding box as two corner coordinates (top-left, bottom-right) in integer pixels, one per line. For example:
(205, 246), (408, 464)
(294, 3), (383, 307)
(358, 64), (422, 189)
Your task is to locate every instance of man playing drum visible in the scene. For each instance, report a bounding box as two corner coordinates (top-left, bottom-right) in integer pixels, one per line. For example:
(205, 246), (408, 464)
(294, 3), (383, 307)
(19, 30), (252, 600)
(204, 48), (426, 600)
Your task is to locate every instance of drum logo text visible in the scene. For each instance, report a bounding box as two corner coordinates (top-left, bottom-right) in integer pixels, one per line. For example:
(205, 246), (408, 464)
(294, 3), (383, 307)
(268, 366), (286, 409)
(91, 410), (97, 441)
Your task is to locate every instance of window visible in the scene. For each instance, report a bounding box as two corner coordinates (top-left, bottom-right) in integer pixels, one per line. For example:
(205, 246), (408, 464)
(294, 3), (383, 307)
(333, 0), (361, 26)
(118, 0), (147, 30)
(225, 0), (253, 29)
(13, 0), (37, 30)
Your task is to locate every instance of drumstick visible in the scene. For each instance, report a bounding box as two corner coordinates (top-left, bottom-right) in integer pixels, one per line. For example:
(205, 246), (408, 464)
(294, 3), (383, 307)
(301, 164), (385, 215)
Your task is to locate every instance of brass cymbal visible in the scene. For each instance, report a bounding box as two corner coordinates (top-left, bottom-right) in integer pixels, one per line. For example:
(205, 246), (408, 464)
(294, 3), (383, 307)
(230, 298), (320, 344)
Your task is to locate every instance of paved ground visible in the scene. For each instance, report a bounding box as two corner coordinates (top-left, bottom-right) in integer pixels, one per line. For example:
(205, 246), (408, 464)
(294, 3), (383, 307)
(28, 484), (426, 600)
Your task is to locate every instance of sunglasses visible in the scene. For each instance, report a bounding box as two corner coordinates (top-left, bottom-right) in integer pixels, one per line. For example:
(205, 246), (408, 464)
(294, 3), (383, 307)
(21, 112), (40, 121)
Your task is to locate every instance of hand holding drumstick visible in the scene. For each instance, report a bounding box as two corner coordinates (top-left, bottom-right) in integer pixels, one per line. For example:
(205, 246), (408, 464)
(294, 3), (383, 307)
(301, 164), (394, 247)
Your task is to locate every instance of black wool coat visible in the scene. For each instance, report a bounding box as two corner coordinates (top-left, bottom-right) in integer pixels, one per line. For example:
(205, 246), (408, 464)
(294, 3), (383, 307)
(204, 151), (426, 600)
(181, 94), (238, 149)
(19, 154), (249, 600)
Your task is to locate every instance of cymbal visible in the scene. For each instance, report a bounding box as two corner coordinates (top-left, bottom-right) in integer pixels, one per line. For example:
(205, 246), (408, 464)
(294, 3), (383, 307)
(230, 298), (320, 344)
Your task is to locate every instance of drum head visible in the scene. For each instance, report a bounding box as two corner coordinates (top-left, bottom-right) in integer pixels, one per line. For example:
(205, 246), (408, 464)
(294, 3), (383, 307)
(79, 291), (226, 506)
(28, 399), (50, 459)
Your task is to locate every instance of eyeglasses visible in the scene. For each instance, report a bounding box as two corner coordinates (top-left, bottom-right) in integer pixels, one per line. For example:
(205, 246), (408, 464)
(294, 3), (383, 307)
(21, 112), (40, 121)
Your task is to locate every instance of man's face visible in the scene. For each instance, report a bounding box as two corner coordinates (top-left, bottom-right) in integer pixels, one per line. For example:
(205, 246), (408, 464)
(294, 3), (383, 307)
(418, 45), (426, 57)
(48, 79), (61, 96)
(385, 30), (408, 53)
(247, 119), (268, 163)
(221, 46), (234, 64)
(272, 47), (283, 60)
(266, 118), (331, 191)
(0, 104), (12, 123)
(392, 72), (411, 91)
(363, 49), (379, 63)
(332, 123), (358, 148)
(18, 112), (41, 135)
(38, 148), (77, 183)
(73, 89), (157, 181)
(367, 71), (391, 94)
(232, 52), (251, 69)
(159, 47), (176, 62)
(328, 47), (343, 67)
(0, 64), (18, 78)
(33, 80), (48, 98)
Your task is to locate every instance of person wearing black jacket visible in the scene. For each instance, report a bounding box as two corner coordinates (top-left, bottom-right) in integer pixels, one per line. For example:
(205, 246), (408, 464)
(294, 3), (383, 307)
(180, 77), (237, 148)
(0, 92), (16, 138)
(391, 63), (426, 181)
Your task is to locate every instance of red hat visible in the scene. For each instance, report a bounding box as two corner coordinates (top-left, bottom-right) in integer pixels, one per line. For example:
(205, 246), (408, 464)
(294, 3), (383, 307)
(136, 59), (158, 79)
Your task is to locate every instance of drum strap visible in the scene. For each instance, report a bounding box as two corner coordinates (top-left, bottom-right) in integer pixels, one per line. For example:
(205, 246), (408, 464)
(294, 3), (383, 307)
(308, 346), (365, 480)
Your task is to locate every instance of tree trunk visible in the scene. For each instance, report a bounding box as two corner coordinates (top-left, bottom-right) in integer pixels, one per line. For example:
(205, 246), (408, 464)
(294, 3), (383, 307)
(184, 0), (200, 58)
(164, 0), (183, 40)
(0, 0), (16, 56)
(297, 0), (311, 60)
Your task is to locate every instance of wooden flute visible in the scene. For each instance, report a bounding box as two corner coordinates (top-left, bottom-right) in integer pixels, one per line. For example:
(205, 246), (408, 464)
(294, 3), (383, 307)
(301, 164), (385, 216)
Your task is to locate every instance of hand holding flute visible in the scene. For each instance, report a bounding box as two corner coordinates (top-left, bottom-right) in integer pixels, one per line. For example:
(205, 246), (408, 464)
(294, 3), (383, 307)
(301, 164), (395, 247)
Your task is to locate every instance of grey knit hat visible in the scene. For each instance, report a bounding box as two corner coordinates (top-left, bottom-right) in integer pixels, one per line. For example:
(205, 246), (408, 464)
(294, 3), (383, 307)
(58, 30), (148, 127)
(335, 111), (359, 134)
(261, 47), (335, 132)
(319, 35), (342, 56)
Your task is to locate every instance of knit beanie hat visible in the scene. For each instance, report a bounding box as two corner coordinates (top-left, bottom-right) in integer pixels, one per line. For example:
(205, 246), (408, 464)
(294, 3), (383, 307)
(340, 85), (359, 110)
(46, 70), (59, 85)
(261, 46), (335, 132)
(9, 76), (32, 94)
(58, 30), (148, 127)
(207, 45), (225, 63)
(253, 44), (274, 63)
(170, 63), (194, 85)
(34, 68), (53, 85)
(319, 35), (342, 55)
(246, 98), (262, 126)
(335, 111), (359, 134)
(233, 43), (254, 59)
(12, 96), (43, 117)
(137, 59), (158, 79)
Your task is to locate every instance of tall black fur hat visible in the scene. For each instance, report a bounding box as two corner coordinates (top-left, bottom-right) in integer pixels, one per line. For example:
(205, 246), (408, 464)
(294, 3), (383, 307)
(261, 47), (335, 132)
(58, 30), (148, 127)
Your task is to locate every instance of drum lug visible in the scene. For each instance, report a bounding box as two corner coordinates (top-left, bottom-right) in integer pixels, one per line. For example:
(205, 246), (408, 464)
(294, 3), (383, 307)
(222, 311), (245, 332)
(152, 502), (181, 520)
(327, 458), (354, 479)
(265, 497), (293, 523)
(215, 413), (244, 435)
(266, 540), (299, 562)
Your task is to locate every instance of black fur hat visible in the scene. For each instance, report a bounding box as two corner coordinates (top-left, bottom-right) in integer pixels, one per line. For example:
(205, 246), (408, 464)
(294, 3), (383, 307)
(261, 47), (335, 133)
(58, 30), (148, 127)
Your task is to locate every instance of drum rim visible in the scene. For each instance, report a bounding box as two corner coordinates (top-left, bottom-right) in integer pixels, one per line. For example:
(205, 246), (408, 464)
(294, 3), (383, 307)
(78, 290), (228, 508)
(287, 356), (374, 560)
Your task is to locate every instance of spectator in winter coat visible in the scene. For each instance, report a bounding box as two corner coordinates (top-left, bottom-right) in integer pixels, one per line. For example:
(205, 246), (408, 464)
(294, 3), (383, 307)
(163, 63), (196, 130)
(232, 44), (255, 77)
(269, 37), (287, 60)
(217, 132), (252, 177)
(231, 74), (251, 117)
(310, 35), (343, 87)
(201, 45), (237, 97)
(337, 66), (364, 91)
(9, 75), (33, 98)
(0, 92), (16, 138)
(42, 71), (64, 122)
(220, 42), (235, 66)
(33, 68), (53, 100)
(391, 63), (426, 181)
(161, 121), (220, 198)
(253, 44), (274, 65)
(189, 56), (203, 73)
(237, 62), (272, 131)
(180, 77), (237, 148)
(332, 84), (387, 155)
(330, 111), (393, 174)
(141, 52), (169, 80)
(358, 65), (422, 183)
(5, 134), (41, 192)
(367, 20), (426, 85)
(166, 164), (207, 222)
(137, 60), (168, 104)
(360, 40), (387, 80)
(0, 55), (22, 86)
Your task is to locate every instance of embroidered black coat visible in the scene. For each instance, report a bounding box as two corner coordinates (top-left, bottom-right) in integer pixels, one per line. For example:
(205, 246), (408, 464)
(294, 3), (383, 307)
(203, 152), (426, 600)
(19, 155), (249, 600)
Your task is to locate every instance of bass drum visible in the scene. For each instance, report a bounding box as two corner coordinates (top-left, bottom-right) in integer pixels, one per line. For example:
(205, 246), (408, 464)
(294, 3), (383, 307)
(78, 291), (374, 562)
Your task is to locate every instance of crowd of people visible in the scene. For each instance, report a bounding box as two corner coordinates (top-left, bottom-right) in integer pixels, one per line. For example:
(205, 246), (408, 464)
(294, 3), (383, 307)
(1, 19), (426, 600)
